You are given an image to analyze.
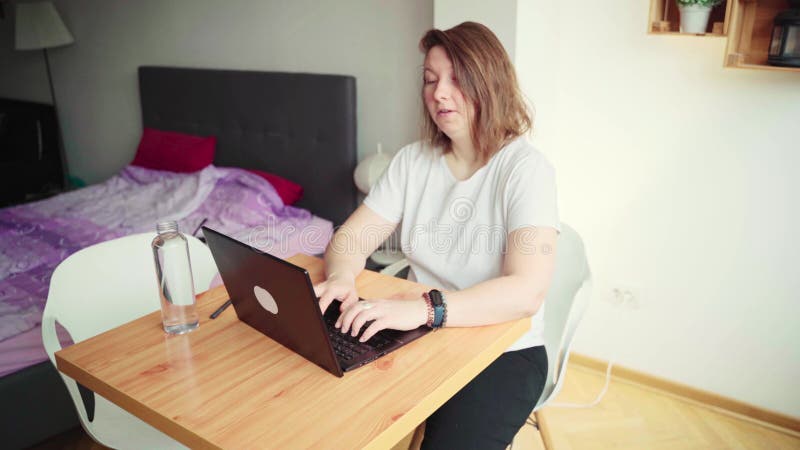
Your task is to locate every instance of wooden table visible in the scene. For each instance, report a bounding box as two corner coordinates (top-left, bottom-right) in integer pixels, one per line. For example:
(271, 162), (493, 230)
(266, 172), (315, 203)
(56, 254), (530, 449)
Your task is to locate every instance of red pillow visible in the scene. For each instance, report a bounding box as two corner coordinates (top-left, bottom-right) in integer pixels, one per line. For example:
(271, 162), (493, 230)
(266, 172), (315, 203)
(246, 169), (304, 205)
(131, 128), (216, 173)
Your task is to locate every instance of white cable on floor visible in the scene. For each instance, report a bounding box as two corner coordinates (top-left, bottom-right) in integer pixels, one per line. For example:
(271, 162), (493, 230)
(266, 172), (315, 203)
(548, 359), (615, 409)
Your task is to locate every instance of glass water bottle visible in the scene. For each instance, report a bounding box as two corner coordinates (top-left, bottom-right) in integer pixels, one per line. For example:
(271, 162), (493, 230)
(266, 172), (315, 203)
(152, 221), (199, 334)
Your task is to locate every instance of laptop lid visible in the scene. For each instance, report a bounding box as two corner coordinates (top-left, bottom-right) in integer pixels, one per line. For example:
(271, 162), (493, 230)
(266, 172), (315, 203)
(202, 227), (343, 377)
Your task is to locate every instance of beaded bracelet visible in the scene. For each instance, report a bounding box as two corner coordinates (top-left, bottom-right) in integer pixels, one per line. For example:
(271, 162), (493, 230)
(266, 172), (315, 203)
(422, 292), (435, 328)
(423, 290), (447, 329)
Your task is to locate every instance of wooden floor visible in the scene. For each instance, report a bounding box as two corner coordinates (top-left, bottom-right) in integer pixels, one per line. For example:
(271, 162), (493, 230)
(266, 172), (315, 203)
(534, 365), (800, 450)
(33, 363), (800, 450)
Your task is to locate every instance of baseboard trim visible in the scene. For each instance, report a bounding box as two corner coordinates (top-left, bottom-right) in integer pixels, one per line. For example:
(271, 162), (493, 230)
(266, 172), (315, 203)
(568, 353), (800, 436)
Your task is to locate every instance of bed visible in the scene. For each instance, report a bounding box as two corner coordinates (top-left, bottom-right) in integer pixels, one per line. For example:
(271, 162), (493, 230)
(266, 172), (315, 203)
(0, 66), (357, 448)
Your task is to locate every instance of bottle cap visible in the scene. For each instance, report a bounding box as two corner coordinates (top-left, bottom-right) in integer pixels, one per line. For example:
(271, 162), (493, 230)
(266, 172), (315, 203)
(156, 221), (179, 234)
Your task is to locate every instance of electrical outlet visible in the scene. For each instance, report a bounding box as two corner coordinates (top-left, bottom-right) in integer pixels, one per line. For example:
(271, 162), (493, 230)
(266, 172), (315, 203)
(607, 286), (639, 310)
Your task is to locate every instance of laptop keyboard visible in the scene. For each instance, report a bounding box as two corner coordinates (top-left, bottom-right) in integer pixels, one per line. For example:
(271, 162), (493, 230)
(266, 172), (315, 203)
(323, 315), (393, 361)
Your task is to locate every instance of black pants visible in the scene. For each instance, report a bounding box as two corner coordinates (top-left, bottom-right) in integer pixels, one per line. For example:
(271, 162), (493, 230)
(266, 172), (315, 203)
(421, 345), (548, 450)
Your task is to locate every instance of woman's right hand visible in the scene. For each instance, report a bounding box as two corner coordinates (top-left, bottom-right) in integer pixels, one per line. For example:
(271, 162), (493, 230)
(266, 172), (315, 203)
(313, 272), (359, 314)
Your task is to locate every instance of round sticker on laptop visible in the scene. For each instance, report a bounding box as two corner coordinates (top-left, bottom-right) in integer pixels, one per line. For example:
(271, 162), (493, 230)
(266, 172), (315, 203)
(254, 285), (279, 315)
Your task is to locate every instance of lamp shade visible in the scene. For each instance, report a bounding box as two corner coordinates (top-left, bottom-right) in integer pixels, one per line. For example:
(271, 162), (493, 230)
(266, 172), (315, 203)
(354, 143), (392, 194)
(15, 2), (74, 50)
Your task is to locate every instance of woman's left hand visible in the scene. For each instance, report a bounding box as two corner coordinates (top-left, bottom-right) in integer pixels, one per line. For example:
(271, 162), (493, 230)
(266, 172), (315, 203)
(336, 298), (428, 342)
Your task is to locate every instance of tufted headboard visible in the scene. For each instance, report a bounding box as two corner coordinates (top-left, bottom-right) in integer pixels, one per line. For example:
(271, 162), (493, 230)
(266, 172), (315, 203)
(138, 66), (358, 226)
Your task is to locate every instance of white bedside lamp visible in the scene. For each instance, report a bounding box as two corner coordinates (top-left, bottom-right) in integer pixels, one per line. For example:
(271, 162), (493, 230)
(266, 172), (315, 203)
(353, 143), (403, 266)
(353, 143), (391, 194)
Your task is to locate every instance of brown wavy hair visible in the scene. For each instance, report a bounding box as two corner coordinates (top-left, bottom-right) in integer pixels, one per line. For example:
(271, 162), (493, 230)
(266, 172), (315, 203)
(419, 22), (531, 161)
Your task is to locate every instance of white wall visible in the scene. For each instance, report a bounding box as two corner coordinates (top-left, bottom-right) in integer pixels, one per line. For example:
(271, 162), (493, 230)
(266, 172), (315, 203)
(0, 0), (433, 184)
(518, 0), (800, 417)
(433, 0), (517, 60)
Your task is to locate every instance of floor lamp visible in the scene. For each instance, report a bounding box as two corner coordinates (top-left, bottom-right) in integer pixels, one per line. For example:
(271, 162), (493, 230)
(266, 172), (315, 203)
(14, 1), (74, 189)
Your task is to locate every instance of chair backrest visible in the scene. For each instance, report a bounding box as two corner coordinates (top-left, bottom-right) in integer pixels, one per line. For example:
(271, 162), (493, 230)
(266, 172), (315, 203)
(534, 222), (592, 411)
(41, 232), (218, 425)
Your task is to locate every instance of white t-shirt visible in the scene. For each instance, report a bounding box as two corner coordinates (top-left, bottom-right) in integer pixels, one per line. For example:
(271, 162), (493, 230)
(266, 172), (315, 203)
(363, 137), (560, 351)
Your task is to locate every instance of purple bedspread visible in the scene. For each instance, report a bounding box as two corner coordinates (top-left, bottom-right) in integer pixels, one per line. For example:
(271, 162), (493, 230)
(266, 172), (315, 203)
(0, 165), (333, 344)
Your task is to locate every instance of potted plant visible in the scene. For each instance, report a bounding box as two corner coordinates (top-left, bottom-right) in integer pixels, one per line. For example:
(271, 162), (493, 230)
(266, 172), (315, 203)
(677, 0), (723, 34)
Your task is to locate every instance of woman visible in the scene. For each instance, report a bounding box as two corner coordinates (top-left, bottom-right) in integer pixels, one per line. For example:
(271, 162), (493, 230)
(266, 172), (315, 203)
(314, 21), (559, 450)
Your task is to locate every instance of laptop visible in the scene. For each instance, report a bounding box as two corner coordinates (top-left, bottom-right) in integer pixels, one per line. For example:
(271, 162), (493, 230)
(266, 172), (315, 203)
(202, 227), (431, 377)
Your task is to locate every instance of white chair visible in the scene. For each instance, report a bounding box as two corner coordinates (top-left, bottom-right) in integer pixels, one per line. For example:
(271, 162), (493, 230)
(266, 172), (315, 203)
(531, 222), (592, 411)
(514, 223), (592, 447)
(42, 232), (218, 450)
(382, 223), (591, 449)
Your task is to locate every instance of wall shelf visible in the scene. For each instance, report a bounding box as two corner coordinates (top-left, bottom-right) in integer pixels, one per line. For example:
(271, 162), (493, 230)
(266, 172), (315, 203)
(650, 0), (800, 73)
(649, 0), (731, 35)
(724, 0), (799, 71)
